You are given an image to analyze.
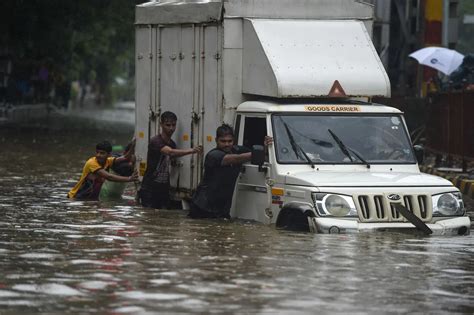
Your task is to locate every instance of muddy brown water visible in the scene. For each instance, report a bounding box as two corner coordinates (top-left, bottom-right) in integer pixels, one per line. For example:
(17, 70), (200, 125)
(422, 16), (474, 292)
(0, 125), (473, 314)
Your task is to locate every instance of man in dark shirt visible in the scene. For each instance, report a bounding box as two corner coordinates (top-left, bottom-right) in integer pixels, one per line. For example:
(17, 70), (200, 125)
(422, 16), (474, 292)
(189, 124), (272, 219)
(139, 111), (202, 208)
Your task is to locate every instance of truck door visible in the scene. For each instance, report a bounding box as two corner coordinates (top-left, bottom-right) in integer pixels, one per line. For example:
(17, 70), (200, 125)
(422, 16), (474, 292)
(231, 115), (271, 223)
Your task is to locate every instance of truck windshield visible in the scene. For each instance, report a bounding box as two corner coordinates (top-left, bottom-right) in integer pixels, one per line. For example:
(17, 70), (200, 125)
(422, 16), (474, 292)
(272, 114), (416, 164)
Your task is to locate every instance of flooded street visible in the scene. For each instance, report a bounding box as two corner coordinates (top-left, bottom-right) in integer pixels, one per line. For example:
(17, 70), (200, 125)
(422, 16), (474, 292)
(0, 125), (473, 314)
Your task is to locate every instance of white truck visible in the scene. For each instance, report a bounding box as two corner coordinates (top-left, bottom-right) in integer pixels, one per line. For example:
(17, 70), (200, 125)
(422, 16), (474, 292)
(134, 0), (470, 235)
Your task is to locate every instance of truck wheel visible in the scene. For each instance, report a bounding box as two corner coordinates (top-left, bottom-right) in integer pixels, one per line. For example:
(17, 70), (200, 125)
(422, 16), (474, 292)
(276, 207), (315, 232)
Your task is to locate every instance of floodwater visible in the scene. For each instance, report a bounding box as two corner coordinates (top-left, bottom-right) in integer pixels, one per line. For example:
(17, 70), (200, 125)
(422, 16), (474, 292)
(0, 123), (474, 314)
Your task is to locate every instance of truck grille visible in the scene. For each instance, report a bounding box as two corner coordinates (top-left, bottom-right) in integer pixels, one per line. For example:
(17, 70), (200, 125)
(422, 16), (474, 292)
(356, 194), (431, 222)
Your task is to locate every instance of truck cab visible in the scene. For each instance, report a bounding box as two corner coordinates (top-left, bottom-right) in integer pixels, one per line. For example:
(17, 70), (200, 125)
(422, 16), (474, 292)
(231, 101), (470, 235)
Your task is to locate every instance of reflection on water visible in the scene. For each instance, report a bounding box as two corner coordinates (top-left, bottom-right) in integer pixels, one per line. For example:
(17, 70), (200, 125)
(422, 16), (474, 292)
(0, 127), (473, 314)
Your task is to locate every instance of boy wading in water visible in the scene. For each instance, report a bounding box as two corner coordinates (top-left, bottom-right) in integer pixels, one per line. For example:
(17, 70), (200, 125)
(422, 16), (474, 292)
(139, 111), (202, 209)
(68, 141), (138, 200)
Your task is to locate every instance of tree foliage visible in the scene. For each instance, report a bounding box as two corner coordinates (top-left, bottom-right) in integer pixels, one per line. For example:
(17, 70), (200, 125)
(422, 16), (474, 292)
(0, 0), (146, 105)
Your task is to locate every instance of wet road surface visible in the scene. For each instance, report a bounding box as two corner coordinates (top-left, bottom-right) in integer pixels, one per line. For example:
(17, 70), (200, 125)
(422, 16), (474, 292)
(0, 127), (473, 314)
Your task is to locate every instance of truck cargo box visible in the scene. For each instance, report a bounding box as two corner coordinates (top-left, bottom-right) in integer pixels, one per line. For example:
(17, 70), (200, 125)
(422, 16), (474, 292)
(134, 0), (390, 196)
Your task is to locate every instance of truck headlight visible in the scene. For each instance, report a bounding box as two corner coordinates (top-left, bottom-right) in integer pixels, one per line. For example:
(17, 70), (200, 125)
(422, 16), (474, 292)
(432, 192), (464, 216)
(312, 193), (357, 217)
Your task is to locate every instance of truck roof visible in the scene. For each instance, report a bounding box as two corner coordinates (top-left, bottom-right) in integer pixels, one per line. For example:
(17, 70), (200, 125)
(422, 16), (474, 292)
(136, 0), (373, 25)
(236, 101), (403, 114)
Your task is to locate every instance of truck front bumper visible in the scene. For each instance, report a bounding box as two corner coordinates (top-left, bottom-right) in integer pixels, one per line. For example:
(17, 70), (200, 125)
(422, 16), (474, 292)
(312, 216), (471, 236)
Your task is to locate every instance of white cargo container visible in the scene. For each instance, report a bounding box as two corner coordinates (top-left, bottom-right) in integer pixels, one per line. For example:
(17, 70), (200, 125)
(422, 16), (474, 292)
(134, 0), (470, 235)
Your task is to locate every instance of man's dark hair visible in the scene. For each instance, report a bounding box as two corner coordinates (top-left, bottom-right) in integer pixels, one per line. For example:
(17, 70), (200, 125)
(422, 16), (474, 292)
(96, 140), (112, 153)
(216, 124), (234, 139)
(160, 111), (177, 122)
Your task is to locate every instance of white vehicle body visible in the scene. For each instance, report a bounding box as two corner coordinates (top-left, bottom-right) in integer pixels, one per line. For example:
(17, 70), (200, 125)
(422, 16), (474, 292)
(134, 0), (470, 235)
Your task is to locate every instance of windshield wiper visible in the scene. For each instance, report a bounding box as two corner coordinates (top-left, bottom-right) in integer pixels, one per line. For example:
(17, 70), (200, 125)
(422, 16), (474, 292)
(327, 129), (353, 161)
(280, 118), (315, 169)
(288, 126), (333, 148)
(328, 129), (370, 169)
(348, 147), (370, 169)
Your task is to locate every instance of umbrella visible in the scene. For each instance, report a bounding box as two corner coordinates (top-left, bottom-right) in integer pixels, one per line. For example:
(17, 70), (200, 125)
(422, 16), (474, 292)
(409, 46), (464, 75)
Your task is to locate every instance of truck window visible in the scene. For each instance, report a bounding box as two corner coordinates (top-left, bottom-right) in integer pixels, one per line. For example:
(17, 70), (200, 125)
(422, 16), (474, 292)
(243, 117), (267, 149)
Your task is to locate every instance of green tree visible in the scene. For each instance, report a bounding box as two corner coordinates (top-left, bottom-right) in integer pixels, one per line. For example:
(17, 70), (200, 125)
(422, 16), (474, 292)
(0, 0), (144, 105)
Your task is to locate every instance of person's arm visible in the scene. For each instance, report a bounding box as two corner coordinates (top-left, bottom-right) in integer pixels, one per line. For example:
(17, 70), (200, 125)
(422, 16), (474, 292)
(221, 136), (273, 166)
(114, 154), (131, 164)
(115, 139), (136, 163)
(221, 152), (251, 166)
(264, 136), (273, 146)
(161, 145), (203, 157)
(264, 136), (273, 161)
(123, 138), (136, 160)
(115, 150), (133, 164)
(96, 169), (137, 182)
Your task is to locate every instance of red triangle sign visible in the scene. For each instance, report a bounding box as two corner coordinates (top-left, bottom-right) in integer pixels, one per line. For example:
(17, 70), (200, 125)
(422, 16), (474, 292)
(328, 80), (347, 97)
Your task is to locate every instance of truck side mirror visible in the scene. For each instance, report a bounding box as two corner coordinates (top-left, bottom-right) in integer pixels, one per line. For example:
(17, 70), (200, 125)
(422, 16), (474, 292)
(413, 145), (424, 164)
(251, 145), (265, 166)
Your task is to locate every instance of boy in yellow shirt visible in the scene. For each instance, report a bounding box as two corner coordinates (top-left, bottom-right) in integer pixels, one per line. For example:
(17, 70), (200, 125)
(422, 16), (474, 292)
(68, 140), (138, 200)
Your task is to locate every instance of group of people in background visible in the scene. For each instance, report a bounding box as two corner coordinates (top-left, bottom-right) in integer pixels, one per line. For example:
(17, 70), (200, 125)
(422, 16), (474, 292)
(67, 111), (272, 219)
(1, 58), (111, 110)
(0, 60), (72, 109)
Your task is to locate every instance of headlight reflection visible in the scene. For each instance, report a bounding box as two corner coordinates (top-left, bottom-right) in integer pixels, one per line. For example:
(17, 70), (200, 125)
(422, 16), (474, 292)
(313, 193), (357, 217)
(432, 192), (464, 216)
